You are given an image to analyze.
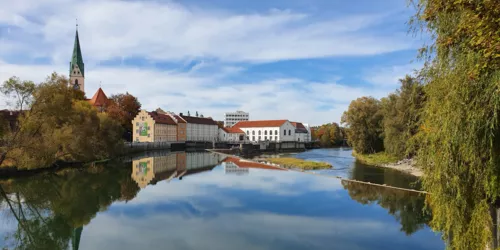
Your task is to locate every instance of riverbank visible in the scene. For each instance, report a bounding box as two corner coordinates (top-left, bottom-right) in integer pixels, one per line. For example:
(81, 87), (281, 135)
(352, 151), (423, 177)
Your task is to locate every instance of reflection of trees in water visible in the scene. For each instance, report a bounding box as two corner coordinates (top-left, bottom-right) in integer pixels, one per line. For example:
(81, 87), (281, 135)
(341, 180), (431, 235)
(351, 161), (421, 190)
(0, 161), (139, 250)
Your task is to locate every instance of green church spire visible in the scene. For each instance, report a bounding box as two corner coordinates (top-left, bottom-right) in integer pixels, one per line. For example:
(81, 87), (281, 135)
(70, 24), (84, 77)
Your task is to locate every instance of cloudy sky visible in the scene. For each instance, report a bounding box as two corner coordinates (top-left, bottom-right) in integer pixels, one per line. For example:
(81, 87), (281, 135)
(0, 0), (424, 125)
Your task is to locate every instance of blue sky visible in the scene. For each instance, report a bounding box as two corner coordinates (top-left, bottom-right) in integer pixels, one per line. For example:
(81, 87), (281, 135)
(0, 0), (425, 125)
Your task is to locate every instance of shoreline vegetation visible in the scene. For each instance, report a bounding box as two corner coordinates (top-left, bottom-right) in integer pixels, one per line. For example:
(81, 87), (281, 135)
(352, 151), (423, 177)
(261, 157), (332, 170)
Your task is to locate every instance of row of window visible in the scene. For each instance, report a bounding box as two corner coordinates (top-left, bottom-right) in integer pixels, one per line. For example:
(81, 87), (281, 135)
(246, 130), (292, 136)
(250, 136), (279, 141)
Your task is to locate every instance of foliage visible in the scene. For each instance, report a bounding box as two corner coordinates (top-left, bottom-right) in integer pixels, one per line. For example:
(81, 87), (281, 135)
(107, 92), (141, 132)
(381, 75), (426, 159)
(341, 180), (431, 235)
(411, 0), (500, 248)
(341, 97), (384, 154)
(0, 76), (36, 111)
(352, 151), (399, 166)
(0, 73), (124, 169)
(312, 122), (346, 147)
(265, 157), (332, 170)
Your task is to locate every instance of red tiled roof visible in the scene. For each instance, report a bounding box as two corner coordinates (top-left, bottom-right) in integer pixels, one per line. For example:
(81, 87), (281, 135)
(221, 127), (244, 134)
(148, 111), (177, 125)
(88, 88), (110, 107)
(223, 157), (286, 171)
(180, 115), (218, 125)
(233, 120), (288, 128)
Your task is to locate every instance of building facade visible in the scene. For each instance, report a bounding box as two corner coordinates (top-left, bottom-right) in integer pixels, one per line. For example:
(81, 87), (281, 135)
(132, 110), (178, 142)
(224, 111), (249, 127)
(233, 120), (297, 142)
(291, 122), (311, 142)
(218, 127), (245, 142)
(180, 114), (219, 142)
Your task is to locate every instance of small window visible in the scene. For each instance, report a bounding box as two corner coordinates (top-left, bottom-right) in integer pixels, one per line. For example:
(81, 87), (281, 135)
(73, 71), (76, 74)
(288, 130), (291, 136)
(264, 136), (267, 140)
(147, 134), (150, 138)
(284, 130), (286, 136)
(275, 136), (278, 141)
(252, 131), (255, 135)
(258, 131), (261, 135)
(264, 130), (267, 135)
(252, 136), (255, 141)
(275, 130), (278, 135)
(258, 136), (261, 141)
(247, 130), (249, 134)
(136, 122), (139, 126)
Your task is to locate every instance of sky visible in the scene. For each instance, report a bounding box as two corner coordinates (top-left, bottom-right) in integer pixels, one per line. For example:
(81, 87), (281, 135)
(0, 0), (426, 125)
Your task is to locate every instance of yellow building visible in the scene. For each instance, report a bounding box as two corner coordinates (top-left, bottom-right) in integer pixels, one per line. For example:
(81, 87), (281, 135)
(132, 110), (177, 142)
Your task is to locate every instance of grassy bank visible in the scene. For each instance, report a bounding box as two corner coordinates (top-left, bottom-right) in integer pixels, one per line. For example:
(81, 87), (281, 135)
(265, 157), (332, 170)
(352, 151), (399, 166)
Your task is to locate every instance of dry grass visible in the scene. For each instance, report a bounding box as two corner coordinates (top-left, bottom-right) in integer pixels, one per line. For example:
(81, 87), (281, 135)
(265, 157), (332, 170)
(352, 151), (399, 166)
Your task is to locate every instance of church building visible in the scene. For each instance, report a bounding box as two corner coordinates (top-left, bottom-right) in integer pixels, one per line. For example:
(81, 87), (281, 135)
(69, 25), (111, 111)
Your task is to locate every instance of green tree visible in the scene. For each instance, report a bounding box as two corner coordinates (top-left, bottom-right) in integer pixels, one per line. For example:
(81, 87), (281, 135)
(411, 0), (500, 248)
(0, 73), (124, 169)
(341, 97), (384, 154)
(1, 76), (36, 111)
(381, 75), (425, 159)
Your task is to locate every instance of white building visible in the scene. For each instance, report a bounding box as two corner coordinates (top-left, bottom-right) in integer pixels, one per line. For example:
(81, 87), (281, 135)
(233, 120), (297, 142)
(180, 114), (219, 142)
(291, 122), (311, 142)
(224, 111), (249, 127)
(219, 127), (246, 142)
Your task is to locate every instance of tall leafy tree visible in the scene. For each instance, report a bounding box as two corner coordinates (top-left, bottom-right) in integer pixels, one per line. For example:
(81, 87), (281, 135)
(107, 92), (141, 132)
(381, 75), (425, 159)
(341, 97), (384, 154)
(0, 76), (36, 111)
(411, 0), (500, 248)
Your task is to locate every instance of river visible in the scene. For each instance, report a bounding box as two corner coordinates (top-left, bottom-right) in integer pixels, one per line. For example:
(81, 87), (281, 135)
(0, 149), (444, 250)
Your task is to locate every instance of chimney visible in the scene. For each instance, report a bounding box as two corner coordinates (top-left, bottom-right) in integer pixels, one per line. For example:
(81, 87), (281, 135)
(179, 113), (183, 116)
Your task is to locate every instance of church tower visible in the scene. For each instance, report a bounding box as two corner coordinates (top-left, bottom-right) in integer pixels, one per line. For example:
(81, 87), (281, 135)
(69, 24), (85, 93)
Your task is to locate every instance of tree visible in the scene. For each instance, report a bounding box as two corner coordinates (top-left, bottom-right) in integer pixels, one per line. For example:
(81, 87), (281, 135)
(341, 97), (384, 154)
(1, 76), (36, 111)
(381, 75), (425, 159)
(195, 111), (199, 117)
(0, 73), (124, 169)
(107, 92), (141, 132)
(411, 0), (500, 248)
(187, 111), (190, 116)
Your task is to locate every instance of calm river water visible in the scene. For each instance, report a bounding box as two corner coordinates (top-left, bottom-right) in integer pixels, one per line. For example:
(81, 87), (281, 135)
(0, 148), (444, 250)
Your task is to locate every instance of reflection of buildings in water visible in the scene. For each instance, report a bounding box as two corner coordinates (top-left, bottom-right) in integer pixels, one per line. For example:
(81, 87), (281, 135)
(223, 162), (249, 175)
(132, 152), (221, 188)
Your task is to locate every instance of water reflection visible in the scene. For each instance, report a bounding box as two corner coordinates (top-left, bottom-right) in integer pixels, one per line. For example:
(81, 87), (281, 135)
(0, 151), (444, 250)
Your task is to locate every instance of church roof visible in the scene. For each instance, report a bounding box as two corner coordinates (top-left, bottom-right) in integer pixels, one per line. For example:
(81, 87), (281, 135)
(70, 29), (85, 77)
(88, 88), (109, 107)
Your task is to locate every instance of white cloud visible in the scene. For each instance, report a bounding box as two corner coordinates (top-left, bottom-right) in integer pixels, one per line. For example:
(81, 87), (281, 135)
(0, 0), (415, 64)
(0, 60), (393, 124)
(0, 0), (419, 125)
(364, 63), (423, 88)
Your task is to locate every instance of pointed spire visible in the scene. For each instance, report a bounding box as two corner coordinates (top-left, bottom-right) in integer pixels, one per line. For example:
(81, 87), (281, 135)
(70, 23), (84, 77)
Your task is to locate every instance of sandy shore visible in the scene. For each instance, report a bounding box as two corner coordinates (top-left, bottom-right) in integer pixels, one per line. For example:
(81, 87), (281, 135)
(380, 159), (423, 177)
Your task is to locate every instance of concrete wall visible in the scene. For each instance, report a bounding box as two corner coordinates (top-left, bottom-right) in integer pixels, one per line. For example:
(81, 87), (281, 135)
(186, 123), (218, 141)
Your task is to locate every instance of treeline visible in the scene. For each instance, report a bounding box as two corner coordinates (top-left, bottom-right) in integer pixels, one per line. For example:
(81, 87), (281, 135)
(0, 73), (141, 169)
(311, 122), (348, 147)
(341, 75), (425, 160)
